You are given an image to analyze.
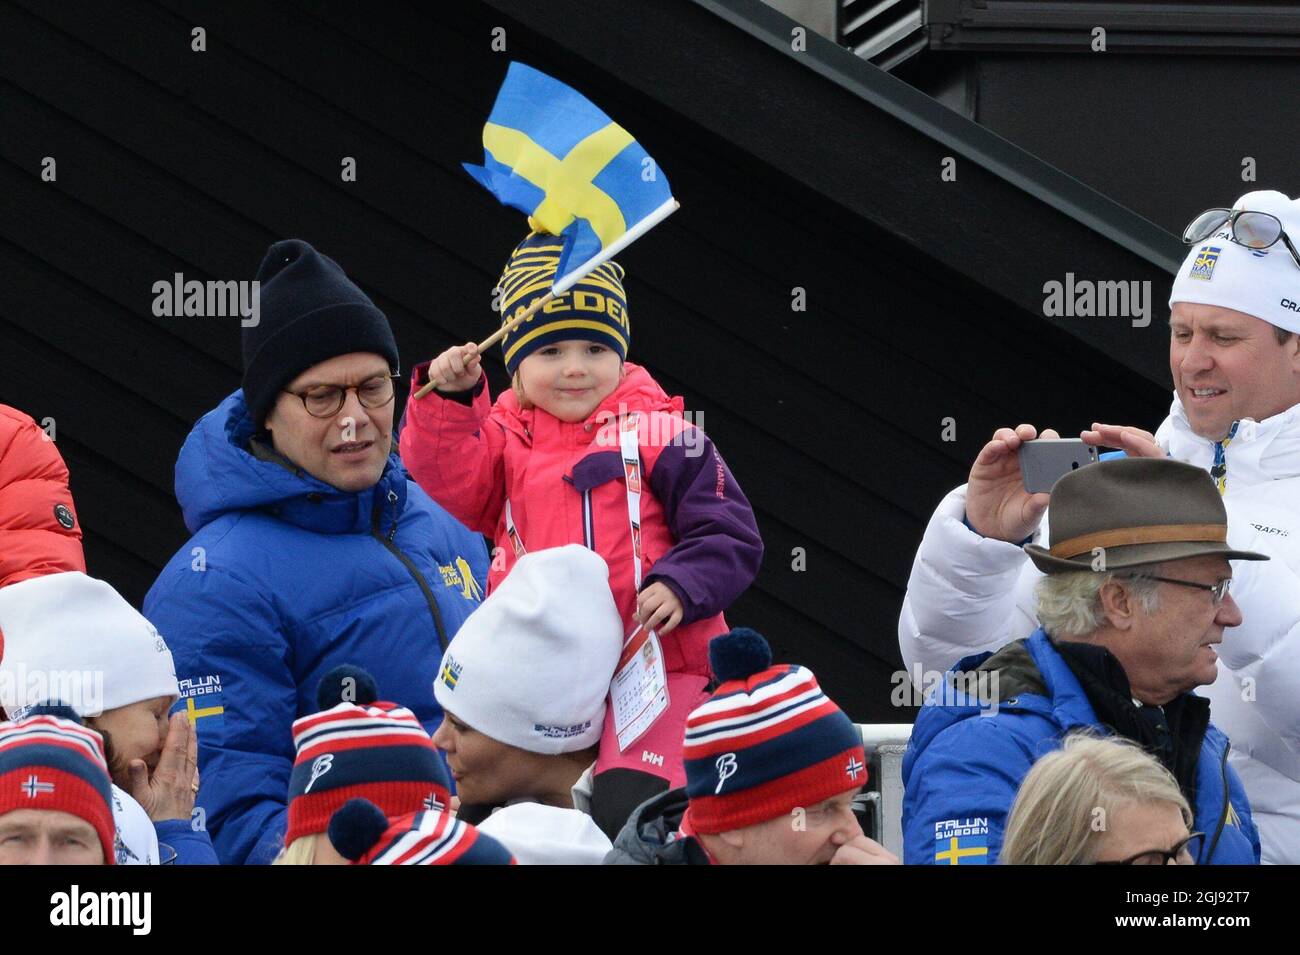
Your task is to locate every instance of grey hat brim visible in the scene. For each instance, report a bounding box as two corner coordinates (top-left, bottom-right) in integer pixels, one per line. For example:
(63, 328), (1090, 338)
(1025, 539), (1269, 575)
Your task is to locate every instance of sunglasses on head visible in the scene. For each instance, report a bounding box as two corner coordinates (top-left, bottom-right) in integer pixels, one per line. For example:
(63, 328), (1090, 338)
(1182, 207), (1300, 270)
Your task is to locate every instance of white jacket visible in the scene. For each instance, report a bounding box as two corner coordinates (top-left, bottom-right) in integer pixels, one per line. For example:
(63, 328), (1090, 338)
(898, 397), (1300, 864)
(474, 764), (612, 865)
(112, 785), (160, 865)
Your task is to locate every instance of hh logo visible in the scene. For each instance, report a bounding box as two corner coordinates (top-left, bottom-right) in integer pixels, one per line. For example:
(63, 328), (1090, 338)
(438, 557), (484, 601)
(642, 751), (664, 767)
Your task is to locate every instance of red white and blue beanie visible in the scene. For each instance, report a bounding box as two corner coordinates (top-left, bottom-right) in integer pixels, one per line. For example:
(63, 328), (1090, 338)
(328, 798), (515, 866)
(0, 708), (116, 863)
(682, 629), (867, 835)
(285, 666), (451, 845)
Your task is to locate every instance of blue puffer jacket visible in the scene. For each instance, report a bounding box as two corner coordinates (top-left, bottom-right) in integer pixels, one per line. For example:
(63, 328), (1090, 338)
(902, 630), (1260, 865)
(143, 391), (488, 865)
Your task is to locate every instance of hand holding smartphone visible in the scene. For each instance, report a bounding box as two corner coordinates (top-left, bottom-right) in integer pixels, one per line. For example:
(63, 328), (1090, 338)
(1019, 438), (1098, 494)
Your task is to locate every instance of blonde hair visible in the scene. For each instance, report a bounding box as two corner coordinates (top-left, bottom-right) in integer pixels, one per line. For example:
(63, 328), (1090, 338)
(1001, 733), (1191, 865)
(511, 371), (534, 410)
(1034, 570), (1162, 639)
(272, 833), (318, 866)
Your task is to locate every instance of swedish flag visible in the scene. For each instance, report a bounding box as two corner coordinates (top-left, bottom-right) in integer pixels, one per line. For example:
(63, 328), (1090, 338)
(463, 62), (676, 293)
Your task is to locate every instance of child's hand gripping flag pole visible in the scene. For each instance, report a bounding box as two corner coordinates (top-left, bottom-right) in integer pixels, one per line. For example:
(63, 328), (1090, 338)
(415, 62), (678, 399)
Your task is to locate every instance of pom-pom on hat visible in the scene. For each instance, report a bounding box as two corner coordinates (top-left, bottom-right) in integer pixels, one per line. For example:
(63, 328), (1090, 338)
(682, 628), (867, 835)
(327, 798), (515, 865)
(0, 709), (116, 863)
(496, 231), (629, 377)
(285, 666), (450, 845)
(315, 664), (379, 711)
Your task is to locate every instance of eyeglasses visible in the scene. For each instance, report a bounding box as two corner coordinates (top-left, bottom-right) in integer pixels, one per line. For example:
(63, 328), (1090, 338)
(1096, 831), (1203, 866)
(283, 373), (399, 419)
(1125, 574), (1232, 606)
(1182, 207), (1300, 270)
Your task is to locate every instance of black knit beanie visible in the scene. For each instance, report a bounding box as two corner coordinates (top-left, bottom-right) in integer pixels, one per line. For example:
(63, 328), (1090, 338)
(241, 240), (400, 426)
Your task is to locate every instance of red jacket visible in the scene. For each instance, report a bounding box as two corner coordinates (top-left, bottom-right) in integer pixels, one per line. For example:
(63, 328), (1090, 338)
(399, 363), (763, 677)
(0, 405), (85, 589)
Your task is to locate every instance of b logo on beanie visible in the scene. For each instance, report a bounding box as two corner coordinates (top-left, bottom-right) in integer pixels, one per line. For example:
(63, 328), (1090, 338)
(497, 232), (629, 377)
(682, 629), (867, 835)
(284, 667), (451, 845)
(714, 753), (738, 794)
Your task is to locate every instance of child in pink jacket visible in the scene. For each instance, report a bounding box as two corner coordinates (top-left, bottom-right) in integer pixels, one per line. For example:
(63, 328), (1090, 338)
(399, 232), (763, 834)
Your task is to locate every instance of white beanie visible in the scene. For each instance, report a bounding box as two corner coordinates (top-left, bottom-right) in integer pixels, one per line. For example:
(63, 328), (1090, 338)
(0, 572), (178, 719)
(1170, 190), (1300, 334)
(433, 545), (623, 754)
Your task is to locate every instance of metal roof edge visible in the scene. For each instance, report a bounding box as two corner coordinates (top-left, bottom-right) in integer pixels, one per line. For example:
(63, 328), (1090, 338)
(691, 0), (1186, 274)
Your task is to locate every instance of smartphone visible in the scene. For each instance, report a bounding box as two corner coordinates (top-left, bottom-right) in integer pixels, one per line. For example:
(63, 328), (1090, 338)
(1019, 438), (1098, 494)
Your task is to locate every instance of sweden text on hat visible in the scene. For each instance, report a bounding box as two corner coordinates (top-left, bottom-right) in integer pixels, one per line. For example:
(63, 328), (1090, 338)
(497, 232), (629, 378)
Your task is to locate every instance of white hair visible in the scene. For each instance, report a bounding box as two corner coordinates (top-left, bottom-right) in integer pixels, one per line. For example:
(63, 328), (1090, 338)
(1034, 569), (1162, 639)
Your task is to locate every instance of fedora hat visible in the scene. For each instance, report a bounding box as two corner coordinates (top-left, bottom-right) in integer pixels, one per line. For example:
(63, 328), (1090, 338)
(1025, 457), (1268, 575)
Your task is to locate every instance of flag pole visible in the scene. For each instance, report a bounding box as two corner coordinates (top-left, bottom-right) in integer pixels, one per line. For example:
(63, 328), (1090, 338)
(414, 198), (679, 400)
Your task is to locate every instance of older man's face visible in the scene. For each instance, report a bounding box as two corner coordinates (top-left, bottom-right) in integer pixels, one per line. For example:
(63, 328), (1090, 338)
(0, 809), (105, 864)
(1169, 302), (1300, 441)
(1127, 556), (1241, 701)
(705, 789), (864, 865)
(264, 352), (395, 493)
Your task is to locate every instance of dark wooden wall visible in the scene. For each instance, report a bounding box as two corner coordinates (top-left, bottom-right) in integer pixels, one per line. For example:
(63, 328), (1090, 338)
(0, 0), (1172, 720)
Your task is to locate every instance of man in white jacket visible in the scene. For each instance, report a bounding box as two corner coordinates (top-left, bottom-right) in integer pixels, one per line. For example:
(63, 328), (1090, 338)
(899, 190), (1300, 864)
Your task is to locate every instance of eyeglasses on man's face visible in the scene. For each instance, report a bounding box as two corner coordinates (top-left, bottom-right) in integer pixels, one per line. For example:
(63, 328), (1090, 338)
(1124, 574), (1232, 606)
(283, 373), (399, 419)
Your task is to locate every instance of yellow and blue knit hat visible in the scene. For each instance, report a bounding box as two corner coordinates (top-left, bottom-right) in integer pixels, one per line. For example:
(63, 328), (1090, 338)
(497, 231), (629, 376)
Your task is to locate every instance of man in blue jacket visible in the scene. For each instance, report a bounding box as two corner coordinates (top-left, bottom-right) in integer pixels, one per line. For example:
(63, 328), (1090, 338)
(902, 457), (1264, 865)
(144, 240), (488, 864)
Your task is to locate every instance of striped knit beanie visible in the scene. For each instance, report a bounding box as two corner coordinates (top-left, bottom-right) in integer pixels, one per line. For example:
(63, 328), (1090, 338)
(285, 667), (451, 845)
(497, 231), (629, 376)
(0, 708), (116, 863)
(682, 629), (867, 835)
(328, 798), (515, 865)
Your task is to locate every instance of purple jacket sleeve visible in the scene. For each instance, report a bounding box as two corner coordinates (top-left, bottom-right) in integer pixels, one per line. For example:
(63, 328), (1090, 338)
(643, 432), (763, 623)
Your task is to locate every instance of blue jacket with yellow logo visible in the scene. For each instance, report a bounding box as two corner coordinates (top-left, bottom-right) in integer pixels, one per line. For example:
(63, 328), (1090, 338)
(901, 630), (1260, 865)
(143, 391), (487, 865)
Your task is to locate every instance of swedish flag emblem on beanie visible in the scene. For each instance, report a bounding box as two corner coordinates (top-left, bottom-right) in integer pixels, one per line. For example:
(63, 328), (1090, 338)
(497, 231), (630, 377)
